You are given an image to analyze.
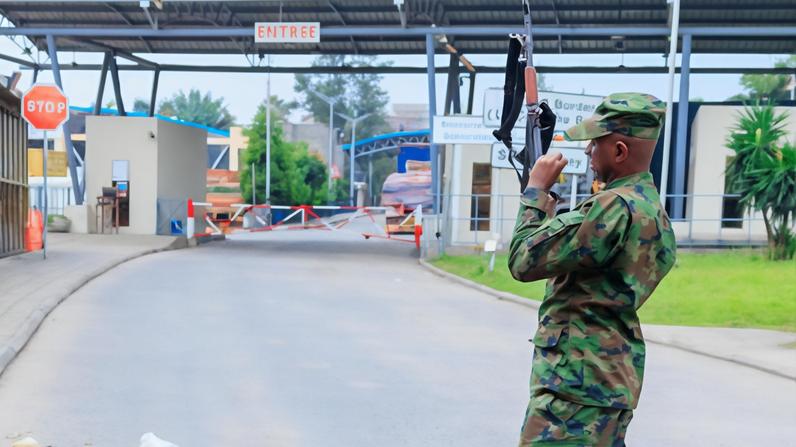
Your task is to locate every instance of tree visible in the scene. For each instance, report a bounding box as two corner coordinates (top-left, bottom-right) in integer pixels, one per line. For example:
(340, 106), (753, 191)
(264, 94), (299, 123)
(133, 99), (149, 114)
(295, 55), (393, 203)
(295, 55), (391, 139)
(158, 89), (236, 129)
(725, 103), (796, 260)
(239, 101), (330, 206)
(728, 55), (795, 102)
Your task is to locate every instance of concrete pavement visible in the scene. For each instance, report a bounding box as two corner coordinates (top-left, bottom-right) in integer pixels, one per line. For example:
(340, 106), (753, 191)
(0, 233), (185, 377)
(421, 259), (796, 381)
(0, 229), (793, 446)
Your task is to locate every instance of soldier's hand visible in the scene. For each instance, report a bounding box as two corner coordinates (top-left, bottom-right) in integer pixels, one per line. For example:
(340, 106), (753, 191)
(528, 152), (568, 191)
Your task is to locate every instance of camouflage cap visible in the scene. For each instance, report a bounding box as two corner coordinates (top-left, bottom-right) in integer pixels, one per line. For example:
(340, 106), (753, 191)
(564, 92), (666, 141)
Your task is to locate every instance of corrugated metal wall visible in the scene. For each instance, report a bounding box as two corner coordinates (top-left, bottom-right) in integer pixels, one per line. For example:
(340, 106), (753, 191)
(0, 88), (28, 258)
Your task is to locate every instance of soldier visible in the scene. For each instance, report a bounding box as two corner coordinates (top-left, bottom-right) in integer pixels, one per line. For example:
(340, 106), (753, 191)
(508, 93), (678, 446)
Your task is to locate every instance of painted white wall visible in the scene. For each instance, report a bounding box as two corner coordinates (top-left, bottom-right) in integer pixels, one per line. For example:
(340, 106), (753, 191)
(684, 105), (796, 241)
(445, 105), (796, 247)
(443, 143), (516, 246)
(86, 116), (208, 235)
(86, 116), (159, 235)
(156, 119), (207, 205)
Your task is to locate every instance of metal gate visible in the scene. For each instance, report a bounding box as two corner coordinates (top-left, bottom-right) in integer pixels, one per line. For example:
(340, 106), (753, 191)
(0, 86), (27, 258)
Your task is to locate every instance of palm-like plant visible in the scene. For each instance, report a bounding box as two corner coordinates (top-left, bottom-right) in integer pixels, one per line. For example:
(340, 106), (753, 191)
(726, 103), (796, 260)
(158, 89), (236, 129)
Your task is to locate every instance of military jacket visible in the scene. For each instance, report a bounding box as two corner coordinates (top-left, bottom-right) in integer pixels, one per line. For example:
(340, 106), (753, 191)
(508, 172), (676, 409)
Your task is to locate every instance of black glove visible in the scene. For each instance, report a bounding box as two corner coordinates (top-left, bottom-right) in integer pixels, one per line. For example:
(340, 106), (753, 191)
(508, 102), (557, 192)
(538, 102), (556, 154)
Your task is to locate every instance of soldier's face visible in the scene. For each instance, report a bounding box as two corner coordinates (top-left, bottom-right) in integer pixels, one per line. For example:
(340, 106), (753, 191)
(585, 137), (613, 182)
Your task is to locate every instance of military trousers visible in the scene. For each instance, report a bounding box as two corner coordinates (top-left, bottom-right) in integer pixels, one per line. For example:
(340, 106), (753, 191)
(518, 390), (633, 447)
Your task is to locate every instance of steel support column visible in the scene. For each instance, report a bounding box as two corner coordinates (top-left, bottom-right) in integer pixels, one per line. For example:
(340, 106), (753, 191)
(425, 34), (439, 216)
(673, 33), (692, 220)
(149, 67), (160, 117)
(46, 35), (83, 205)
(108, 55), (126, 116)
(466, 71), (476, 115)
(425, 33), (444, 255)
(659, 0), (681, 208)
(444, 54), (461, 115)
(94, 52), (111, 115)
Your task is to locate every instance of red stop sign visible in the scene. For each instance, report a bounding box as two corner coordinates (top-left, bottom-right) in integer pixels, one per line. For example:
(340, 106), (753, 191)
(22, 84), (69, 131)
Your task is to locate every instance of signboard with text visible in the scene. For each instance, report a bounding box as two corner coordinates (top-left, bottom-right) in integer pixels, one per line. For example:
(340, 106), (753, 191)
(433, 115), (524, 145)
(490, 142), (521, 169)
(483, 89), (602, 133)
(22, 84), (69, 131)
(28, 149), (67, 177)
(549, 148), (589, 175)
(491, 143), (588, 175)
(254, 22), (320, 43)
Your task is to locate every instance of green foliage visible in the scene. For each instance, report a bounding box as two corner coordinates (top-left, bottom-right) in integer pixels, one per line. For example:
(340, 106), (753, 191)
(263, 94), (299, 124)
(132, 99), (150, 113)
(46, 214), (66, 224)
(726, 103), (796, 260)
(240, 101), (330, 206)
(294, 55), (392, 141)
(432, 252), (796, 332)
(729, 54), (795, 101)
(158, 89), (236, 129)
(207, 186), (239, 193)
(330, 177), (350, 204)
(295, 55), (395, 202)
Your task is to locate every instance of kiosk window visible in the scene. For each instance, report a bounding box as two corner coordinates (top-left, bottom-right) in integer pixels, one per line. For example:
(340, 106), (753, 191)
(470, 163), (491, 231)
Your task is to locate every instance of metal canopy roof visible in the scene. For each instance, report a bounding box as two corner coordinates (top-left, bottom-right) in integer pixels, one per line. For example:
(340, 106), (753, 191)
(0, 0), (794, 56)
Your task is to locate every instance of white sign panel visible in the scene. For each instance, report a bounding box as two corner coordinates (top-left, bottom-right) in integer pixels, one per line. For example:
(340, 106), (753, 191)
(112, 159), (129, 181)
(483, 89), (603, 132)
(433, 115), (523, 145)
(491, 144), (588, 175)
(549, 148), (589, 175)
(254, 22), (320, 43)
(491, 142), (521, 169)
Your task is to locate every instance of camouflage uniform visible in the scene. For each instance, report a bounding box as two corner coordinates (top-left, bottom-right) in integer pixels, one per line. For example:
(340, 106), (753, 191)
(509, 93), (677, 446)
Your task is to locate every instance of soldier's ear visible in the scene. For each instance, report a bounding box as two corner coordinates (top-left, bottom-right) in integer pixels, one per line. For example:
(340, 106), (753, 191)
(615, 140), (629, 163)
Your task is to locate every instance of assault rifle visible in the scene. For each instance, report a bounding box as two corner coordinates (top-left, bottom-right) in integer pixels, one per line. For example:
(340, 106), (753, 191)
(493, 0), (556, 192)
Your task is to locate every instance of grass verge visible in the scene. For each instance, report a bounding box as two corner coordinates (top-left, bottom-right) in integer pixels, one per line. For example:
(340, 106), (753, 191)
(431, 251), (796, 332)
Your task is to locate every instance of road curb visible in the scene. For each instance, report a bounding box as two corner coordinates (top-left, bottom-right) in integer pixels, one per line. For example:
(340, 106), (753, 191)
(0, 237), (189, 379)
(418, 259), (541, 310)
(417, 258), (796, 382)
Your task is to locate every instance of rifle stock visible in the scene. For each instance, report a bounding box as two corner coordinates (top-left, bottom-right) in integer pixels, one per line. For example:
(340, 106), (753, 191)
(524, 66), (538, 106)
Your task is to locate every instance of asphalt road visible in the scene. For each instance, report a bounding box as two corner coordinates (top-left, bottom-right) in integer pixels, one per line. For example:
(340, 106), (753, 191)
(0, 229), (793, 446)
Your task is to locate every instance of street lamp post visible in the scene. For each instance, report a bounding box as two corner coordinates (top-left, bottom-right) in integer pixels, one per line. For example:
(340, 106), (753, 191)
(337, 112), (370, 206)
(309, 89), (340, 192)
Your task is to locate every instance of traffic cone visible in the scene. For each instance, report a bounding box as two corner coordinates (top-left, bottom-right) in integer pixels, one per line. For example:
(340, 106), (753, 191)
(24, 208), (43, 252)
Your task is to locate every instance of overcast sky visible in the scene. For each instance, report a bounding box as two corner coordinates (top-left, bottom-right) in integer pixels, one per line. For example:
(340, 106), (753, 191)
(0, 34), (789, 128)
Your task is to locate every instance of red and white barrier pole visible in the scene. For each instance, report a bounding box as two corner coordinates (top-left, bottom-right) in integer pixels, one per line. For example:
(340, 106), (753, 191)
(187, 198), (195, 237)
(414, 205), (423, 249)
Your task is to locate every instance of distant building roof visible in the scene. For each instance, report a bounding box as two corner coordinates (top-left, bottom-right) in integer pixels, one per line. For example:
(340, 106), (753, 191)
(2, 1), (794, 55)
(342, 129), (430, 152)
(69, 106), (231, 137)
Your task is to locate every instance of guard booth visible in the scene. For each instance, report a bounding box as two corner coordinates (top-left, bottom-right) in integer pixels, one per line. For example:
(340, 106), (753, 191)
(82, 116), (207, 235)
(0, 83), (27, 258)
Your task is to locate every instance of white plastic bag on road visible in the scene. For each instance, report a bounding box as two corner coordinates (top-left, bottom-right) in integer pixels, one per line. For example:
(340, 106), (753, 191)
(11, 438), (39, 447)
(139, 433), (179, 447)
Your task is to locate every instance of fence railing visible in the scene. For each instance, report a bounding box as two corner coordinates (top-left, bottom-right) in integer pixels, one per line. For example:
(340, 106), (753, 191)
(1, 97), (27, 258)
(28, 186), (73, 216)
(442, 192), (792, 249)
